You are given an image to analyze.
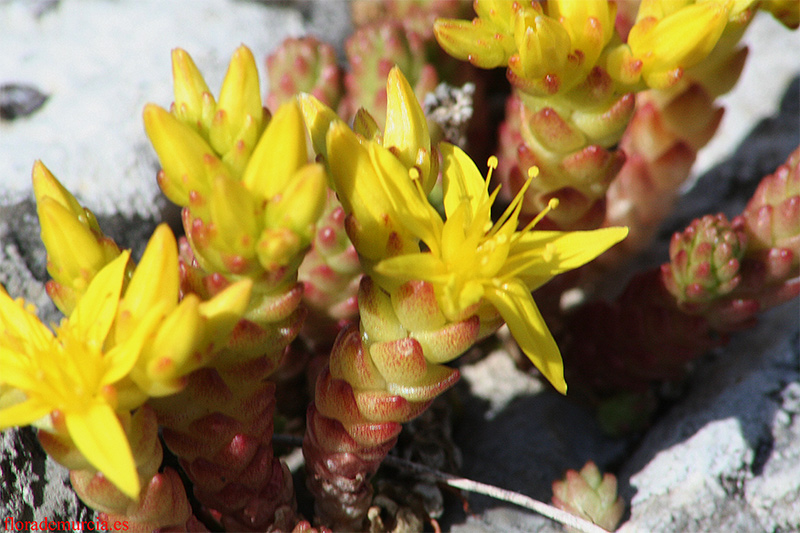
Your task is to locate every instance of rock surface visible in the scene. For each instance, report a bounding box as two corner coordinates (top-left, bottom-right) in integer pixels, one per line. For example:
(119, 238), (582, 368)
(1, 1), (799, 531)
(0, 0), (306, 218)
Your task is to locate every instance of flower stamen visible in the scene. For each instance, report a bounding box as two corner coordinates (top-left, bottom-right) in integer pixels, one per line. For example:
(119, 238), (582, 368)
(518, 197), (559, 237)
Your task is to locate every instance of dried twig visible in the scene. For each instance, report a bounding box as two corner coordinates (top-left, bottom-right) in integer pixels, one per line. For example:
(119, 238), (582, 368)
(273, 434), (611, 533)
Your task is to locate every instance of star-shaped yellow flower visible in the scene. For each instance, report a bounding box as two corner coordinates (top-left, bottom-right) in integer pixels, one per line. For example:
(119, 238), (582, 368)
(0, 224), (251, 500)
(0, 253), (151, 499)
(368, 143), (628, 393)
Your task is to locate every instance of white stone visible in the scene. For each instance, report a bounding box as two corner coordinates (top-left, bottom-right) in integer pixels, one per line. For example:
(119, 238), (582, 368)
(0, 0), (305, 217)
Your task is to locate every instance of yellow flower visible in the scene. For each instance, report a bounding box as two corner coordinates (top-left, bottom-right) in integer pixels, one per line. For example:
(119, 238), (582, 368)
(324, 121), (434, 265)
(170, 46), (267, 177)
(607, 0), (749, 89)
(116, 225), (253, 397)
(301, 66), (438, 192)
(371, 143), (628, 394)
(145, 92), (327, 277)
(0, 253), (152, 499)
(0, 222), (252, 499)
(433, 0), (517, 68)
(32, 161), (121, 314)
(435, 0), (617, 95)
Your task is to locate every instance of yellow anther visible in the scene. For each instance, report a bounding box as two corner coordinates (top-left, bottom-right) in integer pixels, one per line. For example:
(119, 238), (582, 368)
(409, 167), (421, 181)
(527, 166), (540, 179)
(486, 156), (499, 184)
(519, 196), (558, 235)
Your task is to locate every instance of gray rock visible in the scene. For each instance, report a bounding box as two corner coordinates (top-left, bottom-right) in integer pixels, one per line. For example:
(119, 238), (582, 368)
(1, 427), (95, 522)
(617, 303), (800, 533)
(746, 382), (800, 532)
(446, 348), (629, 533)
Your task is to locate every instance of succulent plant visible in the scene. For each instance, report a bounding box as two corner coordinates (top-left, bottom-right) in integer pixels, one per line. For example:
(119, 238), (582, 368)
(552, 461), (625, 533)
(266, 36), (343, 111)
(662, 214), (748, 309)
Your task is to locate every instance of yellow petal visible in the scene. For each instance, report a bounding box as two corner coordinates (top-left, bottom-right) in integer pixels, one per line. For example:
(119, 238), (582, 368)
(298, 92), (344, 161)
(506, 227), (628, 288)
(440, 142), (488, 220)
(485, 281), (566, 394)
(171, 48), (214, 128)
(0, 398), (51, 429)
(143, 295), (202, 383)
(0, 286), (54, 353)
(198, 278), (252, 336)
(441, 202), (470, 266)
(104, 301), (166, 387)
(368, 141), (440, 249)
(116, 224), (178, 341)
(65, 405), (140, 499)
(242, 100), (308, 200)
(210, 46), (263, 153)
(143, 104), (216, 206)
(0, 353), (51, 393)
(383, 67), (431, 183)
(374, 253), (447, 284)
(37, 197), (107, 290)
(70, 252), (130, 350)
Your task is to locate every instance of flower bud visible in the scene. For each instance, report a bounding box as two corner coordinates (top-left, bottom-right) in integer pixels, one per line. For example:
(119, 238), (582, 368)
(171, 48), (215, 133)
(511, 10), (571, 94)
(264, 163), (327, 242)
(208, 175), (261, 262)
(242, 100), (308, 201)
(143, 104), (216, 206)
(663, 214), (747, 305)
(37, 197), (109, 293)
(256, 227), (303, 272)
(209, 46), (264, 158)
(628, 2), (729, 89)
(383, 67), (436, 193)
(298, 92), (344, 161)
(743, 147), (800, 258)
(433, 8), (516, 69)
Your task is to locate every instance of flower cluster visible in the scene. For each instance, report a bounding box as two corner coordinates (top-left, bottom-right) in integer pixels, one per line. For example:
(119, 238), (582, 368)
(303, 65), (627, 394)
(144, 47), (327, 283)
(434, 0), (755, 93)
(1, 173), (250, 499)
